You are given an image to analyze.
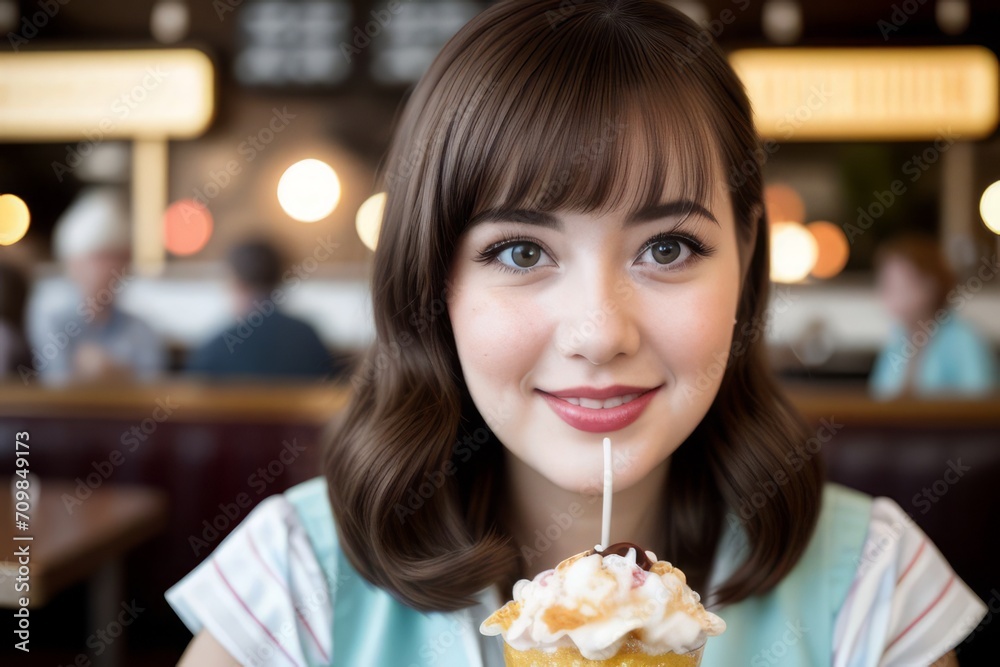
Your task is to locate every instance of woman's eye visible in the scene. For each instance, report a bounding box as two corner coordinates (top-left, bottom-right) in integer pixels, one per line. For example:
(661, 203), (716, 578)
(492, 241), (554, 270)
(638, 237), (691, 267)
(505, 242), (543, 268)
(649, 239), (682, 264)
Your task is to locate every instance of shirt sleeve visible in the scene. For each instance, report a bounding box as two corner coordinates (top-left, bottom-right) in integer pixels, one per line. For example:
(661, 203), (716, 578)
(832, 496), (988, 667)
(128, 319), (168, 381)
(165, 495), (334, 667)
(868, 326), (904, 400)
(35, 311), (75, 386)
(943, 322), (997, 395)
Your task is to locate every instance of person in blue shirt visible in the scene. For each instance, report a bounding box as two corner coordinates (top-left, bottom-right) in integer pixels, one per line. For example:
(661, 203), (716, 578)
(167, 2), (986, 665)
(869, 233), (997, 399)
(185, 237), (336, 380)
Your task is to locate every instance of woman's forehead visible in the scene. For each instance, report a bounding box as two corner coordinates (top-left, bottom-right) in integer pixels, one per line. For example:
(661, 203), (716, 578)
(470, 154), (728, 228)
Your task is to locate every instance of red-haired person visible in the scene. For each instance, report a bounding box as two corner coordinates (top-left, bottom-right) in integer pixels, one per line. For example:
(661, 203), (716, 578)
(870, 233), (997, 399)
(167, 2), (986, 665)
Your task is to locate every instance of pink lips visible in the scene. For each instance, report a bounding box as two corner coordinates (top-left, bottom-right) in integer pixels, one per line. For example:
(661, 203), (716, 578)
(536, 385), (662, 433)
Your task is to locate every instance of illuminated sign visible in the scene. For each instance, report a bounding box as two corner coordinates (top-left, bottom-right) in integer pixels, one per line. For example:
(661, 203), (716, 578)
(0, 49), (215, 141)
(729, 47), (998, 140)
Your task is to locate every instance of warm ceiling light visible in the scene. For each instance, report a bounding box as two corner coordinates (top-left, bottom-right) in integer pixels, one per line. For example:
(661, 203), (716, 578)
(151, 0), (190, 44)
(979, 180), (1000, 235)
(0, 193), (30, 246)
(806, 220), (849, 279)
(770, 220), (817, 283)
(936, 0), (969, 35)
(764, 183), (805, 224)
(277, 159), (341, 223)
(762, 0), (802, 45)
(355, 192), (385, 252)
(163, 199), (213, 256)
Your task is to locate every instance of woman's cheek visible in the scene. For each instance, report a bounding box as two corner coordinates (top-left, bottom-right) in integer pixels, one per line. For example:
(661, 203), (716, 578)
(641, 283), (735, 374)
(696, 299), (740, 379)
(451, 289), (546, 385)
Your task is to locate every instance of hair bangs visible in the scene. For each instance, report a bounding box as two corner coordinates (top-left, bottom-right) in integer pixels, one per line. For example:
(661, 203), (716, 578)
(453, 21), (722, 232)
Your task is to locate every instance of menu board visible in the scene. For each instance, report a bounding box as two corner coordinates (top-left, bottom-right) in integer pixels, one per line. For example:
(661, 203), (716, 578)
(235, 0), (353, 86)
(368, 0), (484, 84)
(234, 0), (489, 87)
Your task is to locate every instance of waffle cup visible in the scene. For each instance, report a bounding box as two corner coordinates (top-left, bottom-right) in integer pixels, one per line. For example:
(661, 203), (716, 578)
(501, 636), (705, 667)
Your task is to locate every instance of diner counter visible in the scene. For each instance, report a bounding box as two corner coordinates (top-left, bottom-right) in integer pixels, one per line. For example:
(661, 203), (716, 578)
(0, 379), (997, 426)
(0, 379), (351, 424)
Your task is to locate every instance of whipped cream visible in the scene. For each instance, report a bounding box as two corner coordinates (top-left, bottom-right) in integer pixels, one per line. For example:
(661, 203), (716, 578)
(480, 547), (726, 660)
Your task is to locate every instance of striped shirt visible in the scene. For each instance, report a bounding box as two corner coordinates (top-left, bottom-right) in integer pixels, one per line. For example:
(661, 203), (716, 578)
(165, 494), (988, 666)
(832, 497), (988, 666)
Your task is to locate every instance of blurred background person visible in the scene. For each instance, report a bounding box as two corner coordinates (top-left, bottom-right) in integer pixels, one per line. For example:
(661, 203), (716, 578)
(185, 236), (334, 379)
(869, 232), (998, 399)
(0, 261), (31, 380)
(29, 186), (168, 385)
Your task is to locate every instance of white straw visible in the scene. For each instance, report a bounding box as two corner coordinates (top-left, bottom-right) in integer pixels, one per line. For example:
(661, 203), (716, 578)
(600, 437), (613, 550)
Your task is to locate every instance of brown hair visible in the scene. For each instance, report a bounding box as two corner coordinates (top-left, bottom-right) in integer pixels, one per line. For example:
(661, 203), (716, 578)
(874, 232), (957, 314)
(323, 0), (823, 612)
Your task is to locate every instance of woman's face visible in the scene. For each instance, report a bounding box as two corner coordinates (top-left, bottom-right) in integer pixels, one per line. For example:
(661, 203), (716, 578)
(875, 255), (936, 325)
(447, 168), (742, 495)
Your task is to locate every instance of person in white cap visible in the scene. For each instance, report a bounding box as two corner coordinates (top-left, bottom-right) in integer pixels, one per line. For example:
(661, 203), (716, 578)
(32, 186), (167, 385)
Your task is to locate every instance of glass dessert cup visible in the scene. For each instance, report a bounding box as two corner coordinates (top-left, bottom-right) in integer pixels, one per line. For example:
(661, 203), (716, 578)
(501, 636), (706, 666)
(481, 542), (724, 667)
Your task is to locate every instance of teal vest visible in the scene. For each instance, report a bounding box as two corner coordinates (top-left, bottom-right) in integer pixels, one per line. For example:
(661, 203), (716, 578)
(286, 478), (872, 666)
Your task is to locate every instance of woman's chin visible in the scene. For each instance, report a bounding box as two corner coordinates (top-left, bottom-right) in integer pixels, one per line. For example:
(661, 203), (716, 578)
(530, 444), (666, 497)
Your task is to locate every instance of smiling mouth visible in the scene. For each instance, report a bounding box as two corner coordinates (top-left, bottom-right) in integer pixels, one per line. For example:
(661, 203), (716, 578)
(535, 385), (663, 433)
(557, 394), (643, 409)
(538, 384), (662, 408)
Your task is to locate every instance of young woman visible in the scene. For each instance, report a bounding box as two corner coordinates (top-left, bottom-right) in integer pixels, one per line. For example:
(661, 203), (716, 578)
(167, 1), (987, 664)
(869, 232), (997, 399)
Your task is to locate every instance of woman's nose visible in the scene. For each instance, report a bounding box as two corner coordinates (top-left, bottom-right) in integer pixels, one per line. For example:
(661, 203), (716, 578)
(554, 267), (640, 365)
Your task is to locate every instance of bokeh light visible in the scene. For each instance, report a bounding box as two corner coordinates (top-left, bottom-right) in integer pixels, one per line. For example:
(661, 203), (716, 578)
(277, 158), (341, 223)
(770, 220), (818, 283)
(762, 0), (803, 45)
(164, 199), (213, 256)
(151, 0), (189, 44)
(807, 221), (850, 279)
(936, 0), (970, 35)
(355, 192), (385, 252)
(979, 180), (1000, 235)
(0, 194), (30, 246)
(764, 183), (805, 223)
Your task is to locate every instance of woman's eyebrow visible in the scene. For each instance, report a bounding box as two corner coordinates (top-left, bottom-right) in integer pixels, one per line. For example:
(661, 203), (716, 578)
(629, 201), (719, 227)
(467, 208), (559, 229)
(466, 200), (718, 229)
